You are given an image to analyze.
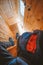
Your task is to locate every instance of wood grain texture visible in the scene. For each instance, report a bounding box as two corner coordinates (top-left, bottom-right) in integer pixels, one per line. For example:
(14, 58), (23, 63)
(24, 0), (43, 32)
(7, 45), (17, 57)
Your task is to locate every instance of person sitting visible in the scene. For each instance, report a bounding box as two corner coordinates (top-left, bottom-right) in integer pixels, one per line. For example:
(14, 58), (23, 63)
(0, 41), (28, 65)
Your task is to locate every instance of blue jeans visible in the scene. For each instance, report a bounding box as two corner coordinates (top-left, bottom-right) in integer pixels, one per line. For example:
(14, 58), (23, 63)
(8, 57), (28, 65)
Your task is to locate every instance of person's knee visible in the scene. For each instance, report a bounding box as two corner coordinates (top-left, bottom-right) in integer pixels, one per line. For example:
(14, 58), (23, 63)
(8, 58), (17, 65)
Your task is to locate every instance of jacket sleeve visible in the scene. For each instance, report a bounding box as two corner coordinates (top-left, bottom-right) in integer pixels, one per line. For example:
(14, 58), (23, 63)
(0, 42), (14, 64)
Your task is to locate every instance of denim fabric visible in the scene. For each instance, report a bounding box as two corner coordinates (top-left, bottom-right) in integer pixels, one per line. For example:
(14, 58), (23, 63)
(8, 57), (28, 65)
(8, 58), (17, 65)
(17, 57), (28, 65)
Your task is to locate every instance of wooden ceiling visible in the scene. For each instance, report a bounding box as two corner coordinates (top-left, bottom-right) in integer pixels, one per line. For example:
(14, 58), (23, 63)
(0, 0), (24, 41)
(24, 0), (43, 31)
(0, 0), (19, 25)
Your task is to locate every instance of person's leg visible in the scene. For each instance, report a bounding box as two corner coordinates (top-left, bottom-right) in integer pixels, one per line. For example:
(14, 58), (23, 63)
(16, 57), (28, 65)
(8, 58), (17, 65)
(8, 57), (28, 65)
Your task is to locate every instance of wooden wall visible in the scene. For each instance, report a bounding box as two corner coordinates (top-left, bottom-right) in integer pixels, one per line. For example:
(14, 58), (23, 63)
(0, 16), (14, 42)
(9, 23), (19, 44)
(24, 0), (43, 32)
(0, 0), (19, 42)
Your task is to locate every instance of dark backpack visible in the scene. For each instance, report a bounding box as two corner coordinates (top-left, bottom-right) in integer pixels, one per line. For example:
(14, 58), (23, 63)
(18, 30), (43, 65)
